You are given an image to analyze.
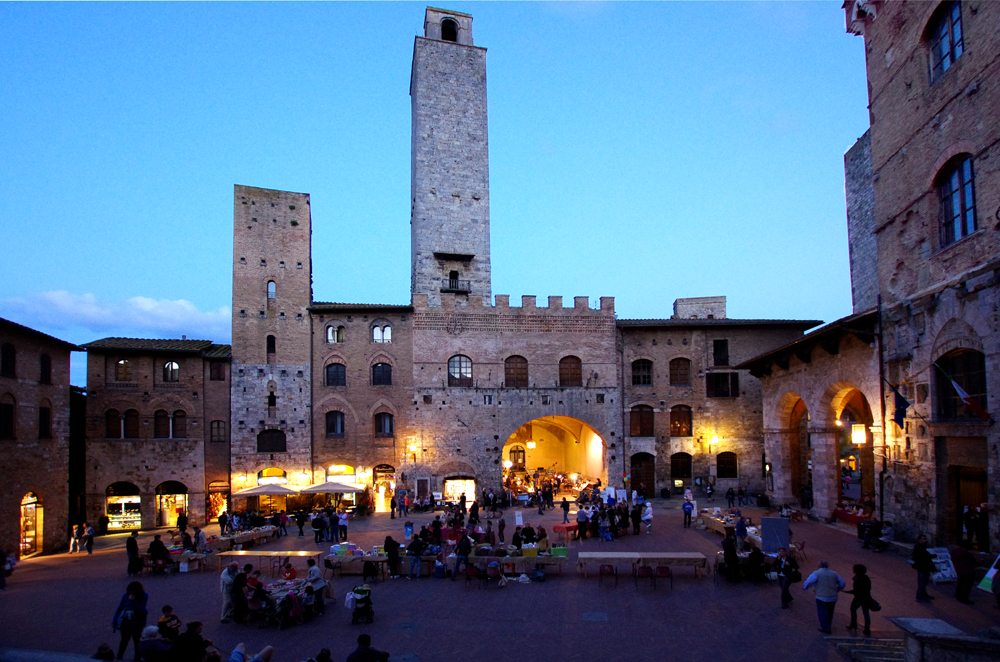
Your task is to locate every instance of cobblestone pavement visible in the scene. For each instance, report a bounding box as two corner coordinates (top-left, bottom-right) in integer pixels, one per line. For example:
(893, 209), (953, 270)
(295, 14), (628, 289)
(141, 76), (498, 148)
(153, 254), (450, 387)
(1, 500), (997, 662)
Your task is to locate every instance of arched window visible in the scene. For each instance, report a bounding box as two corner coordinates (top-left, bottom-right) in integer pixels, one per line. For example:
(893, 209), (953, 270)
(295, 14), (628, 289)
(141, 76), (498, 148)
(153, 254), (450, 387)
(1, 343), (15, 378)
(257, 467), (287, 484)
(671, 452), (693, 480)
(39, 354), (51, 384)
(326, 411), (345, 438)
(210, 420), (226, 442)
(154, 410), (170, 438)
(0, 393), (15, 439)
(105, 409), (121, 439)
(509, 445), (526, 470)
(326, 363), (346, 386)
(441, 17), (458, 42)
(372, 363), (392, 386)
(448, 355), (473, 387)
(123, 409), (140, 438)
(38, 400), (51, 439)
(630, 405), (654, 437)
(372, 325), (392, 343)
(163, 361), (179, 382)
(266, 280), (276, 299)
(257, 429), (286, 453)
(670, 405), (693, 437)
(559, 356), (582, 387)
(938, 155), (976, 247)
(172, 410), (186, 438)
(266, 335), (276, 365)
(928, 1), (963, 82)
(632, 359), (653, 386)
(935, 349), (987, 420)
(327, 325), (345, 343)
(374, 412), (394, 438)
(115, 359), (131, 381)
(669, 358), (691, 386)
(504, 355), (528, 388)
(717, 451), (738, 479)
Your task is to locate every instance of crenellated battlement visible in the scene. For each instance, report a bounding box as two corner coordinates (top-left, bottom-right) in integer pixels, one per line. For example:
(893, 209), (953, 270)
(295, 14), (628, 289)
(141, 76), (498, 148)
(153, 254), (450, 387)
(414, 292), (614, 316)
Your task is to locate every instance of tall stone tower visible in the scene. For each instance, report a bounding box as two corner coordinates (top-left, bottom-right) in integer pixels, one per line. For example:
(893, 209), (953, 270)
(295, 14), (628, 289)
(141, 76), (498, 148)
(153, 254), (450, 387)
(230, 185), (314, 489)
(410, 7), (491, 306)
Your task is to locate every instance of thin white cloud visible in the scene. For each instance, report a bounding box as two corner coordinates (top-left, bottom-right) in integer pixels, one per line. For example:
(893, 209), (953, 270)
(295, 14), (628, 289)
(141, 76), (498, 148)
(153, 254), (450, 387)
(0, 291), (231, 343)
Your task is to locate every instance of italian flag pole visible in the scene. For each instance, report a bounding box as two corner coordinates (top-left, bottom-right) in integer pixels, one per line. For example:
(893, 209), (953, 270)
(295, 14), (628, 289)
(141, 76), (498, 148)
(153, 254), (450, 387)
(933, 363), (992, 422)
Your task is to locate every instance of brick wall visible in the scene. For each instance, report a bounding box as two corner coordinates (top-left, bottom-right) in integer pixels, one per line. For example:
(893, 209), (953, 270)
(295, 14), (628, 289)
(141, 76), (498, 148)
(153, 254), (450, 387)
(845, 131), (877, 313)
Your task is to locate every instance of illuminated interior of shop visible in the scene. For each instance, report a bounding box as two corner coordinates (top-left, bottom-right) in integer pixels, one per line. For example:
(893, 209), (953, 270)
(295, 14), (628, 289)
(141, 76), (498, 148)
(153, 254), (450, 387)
(155, 481), (188, 527)
(372, 464), (395, 513)
(207, 481), (229, 520)
(106, 482), (142, 530)
(443, 477), (476, 502)
(20, 492), (42, 558)
(326, 465), (358, 506)
(502, 416), (606, 495)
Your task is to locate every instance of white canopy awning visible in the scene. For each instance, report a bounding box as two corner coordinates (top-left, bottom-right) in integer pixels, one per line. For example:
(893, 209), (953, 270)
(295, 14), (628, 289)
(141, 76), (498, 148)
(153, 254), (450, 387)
(299, 481), (366, 494)
(232, 484), (300, 497)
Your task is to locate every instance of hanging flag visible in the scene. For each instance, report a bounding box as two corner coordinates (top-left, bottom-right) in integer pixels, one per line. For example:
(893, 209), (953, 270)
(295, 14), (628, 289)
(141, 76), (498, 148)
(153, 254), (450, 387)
(950, 379), (991, 421)
(891, 386), (910, 430)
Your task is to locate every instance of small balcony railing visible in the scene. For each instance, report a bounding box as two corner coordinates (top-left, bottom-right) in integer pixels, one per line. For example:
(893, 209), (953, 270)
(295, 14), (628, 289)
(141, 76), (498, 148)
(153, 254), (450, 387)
(441, 279), (471, 293)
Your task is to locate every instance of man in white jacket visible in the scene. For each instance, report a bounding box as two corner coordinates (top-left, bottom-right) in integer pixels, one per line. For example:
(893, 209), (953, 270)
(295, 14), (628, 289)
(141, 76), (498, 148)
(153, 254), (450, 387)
(220, 562), (238, 623)
(642, 502), (653, 534)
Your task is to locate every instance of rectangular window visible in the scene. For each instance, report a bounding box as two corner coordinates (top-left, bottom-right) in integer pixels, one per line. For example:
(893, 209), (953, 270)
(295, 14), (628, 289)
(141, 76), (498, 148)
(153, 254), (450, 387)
(706, 372), (740, 398)
(631, 360), (652, 386)
(210, 362), (226, 381)
(39, 407), (51, 439)
(713, 339), (730, 367)
(210, 420), (226, 442)
(0, 403), (14, 439)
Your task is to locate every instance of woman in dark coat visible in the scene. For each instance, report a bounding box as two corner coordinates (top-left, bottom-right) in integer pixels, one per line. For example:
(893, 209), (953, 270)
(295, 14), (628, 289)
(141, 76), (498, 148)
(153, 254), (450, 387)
(111, 581), (148, 661)
(384, 536), (401, 578)
(231, 572), (249, 623)
(846, 563), (873, 635)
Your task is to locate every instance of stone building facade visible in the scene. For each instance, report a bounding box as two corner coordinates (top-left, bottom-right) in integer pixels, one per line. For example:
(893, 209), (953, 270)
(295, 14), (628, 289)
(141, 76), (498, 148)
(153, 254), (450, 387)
(225, 7), (819, 509)
(0, 317), (77, 558)
(81, 339), (231, 529)
(744, 1), (1000, 548)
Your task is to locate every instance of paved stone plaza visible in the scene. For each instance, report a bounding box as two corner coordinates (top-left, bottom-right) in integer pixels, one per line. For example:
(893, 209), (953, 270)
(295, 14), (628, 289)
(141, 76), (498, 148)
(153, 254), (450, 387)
(1, 500), (997, 662)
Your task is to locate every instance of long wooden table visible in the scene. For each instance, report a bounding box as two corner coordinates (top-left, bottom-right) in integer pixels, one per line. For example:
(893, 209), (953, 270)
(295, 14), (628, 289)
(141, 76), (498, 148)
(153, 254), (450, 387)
(203, 527), (278, 553)
(219, 550), (324, 575)
(577, 551), (708, 578)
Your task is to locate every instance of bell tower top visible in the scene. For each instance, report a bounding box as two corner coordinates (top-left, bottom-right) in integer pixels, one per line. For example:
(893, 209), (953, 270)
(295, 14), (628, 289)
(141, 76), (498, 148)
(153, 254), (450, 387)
(423, 7), (474, 46)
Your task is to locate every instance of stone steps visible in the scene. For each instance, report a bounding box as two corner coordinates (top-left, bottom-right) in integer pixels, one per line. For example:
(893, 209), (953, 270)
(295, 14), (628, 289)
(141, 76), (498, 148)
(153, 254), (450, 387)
(828, 636), (905, 662)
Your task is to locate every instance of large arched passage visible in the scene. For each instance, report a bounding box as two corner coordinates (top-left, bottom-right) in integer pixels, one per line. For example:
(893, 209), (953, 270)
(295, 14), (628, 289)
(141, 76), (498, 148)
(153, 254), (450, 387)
(829, 384), (877, 512)
(502, 416), (606, 497)
(155, 481), (188, 527)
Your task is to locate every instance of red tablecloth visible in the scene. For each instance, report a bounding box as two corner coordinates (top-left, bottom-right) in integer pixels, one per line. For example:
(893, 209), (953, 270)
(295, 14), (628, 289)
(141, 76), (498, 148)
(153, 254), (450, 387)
(552, 523), (578, 534)
(833, 509), (866, 526)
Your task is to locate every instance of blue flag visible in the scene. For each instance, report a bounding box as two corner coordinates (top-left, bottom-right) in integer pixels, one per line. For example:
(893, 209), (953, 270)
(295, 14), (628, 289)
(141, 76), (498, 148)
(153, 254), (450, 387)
(892, 387), (910, 430)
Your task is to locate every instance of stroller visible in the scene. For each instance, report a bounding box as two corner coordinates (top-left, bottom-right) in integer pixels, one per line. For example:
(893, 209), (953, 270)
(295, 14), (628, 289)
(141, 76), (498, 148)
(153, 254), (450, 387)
(349, 584), (374, 624)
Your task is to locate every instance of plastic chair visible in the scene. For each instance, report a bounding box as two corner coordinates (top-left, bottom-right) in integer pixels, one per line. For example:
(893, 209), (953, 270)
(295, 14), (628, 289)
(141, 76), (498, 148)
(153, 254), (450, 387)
(792, 541), (807, 560)
(634, 564), (654, 589)
(655, 565), (673, 589)
(598, 564), (617, 587)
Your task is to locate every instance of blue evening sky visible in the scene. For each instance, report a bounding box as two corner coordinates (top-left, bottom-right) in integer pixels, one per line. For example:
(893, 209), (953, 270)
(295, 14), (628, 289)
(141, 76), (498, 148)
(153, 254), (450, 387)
(0, 2), (870, 385)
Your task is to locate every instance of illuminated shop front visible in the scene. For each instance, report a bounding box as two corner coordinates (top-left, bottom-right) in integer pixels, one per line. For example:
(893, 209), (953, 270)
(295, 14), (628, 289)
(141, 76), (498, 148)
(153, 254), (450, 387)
(20, 492), (42, 558)
(256, 468), (288, 512)
(106, 482), (142, 531)
(443, 477), (476, 503)
(155, 481), (188, 527)
(326, 465), (358, 505)
(372, 464), (395, 512)
(207, 481), (229, 520)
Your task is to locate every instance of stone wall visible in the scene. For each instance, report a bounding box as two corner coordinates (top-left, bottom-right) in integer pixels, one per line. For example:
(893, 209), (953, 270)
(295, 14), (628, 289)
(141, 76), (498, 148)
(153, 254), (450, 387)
(844, 130), (877, 313)
(0, 320), (72, 557)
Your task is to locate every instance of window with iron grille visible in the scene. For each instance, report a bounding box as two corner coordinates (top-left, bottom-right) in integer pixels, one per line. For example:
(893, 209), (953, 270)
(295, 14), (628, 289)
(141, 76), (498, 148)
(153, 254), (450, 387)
(505, 355), (528, 388)
(670, 405), (692, 437)
(929, 1), (963, 83)
(257, 429), (286, 453)
(210, 362), (226, 381)
(210, 420), (226, 442)
(632, 359), (652, 386)
(939, 156), (976, 247)
(326, 411), (345, 438)
(559, 356), (582, 387)
(706, 372), (740, 398)
(935, 349), (987, 420)
(713, 339), (730, 367)
(372, 363), (392, 386)
(669, 358), (691, 386)
(630, 405), (654, 437)
(374, 412), (394, 437)
(326, 363), (346, 386)
(717, 451), (738, 479)
(448, 355), (473, 387)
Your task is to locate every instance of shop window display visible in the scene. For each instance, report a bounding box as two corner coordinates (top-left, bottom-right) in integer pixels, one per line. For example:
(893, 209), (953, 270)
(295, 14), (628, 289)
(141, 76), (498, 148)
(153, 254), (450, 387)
(106, 482), (141, 530)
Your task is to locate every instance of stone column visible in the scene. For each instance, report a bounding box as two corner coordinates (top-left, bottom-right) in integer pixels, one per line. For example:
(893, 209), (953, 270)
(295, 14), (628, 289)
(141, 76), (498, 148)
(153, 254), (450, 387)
(764, 429), (795, 506)
(809, 429), (841, 519)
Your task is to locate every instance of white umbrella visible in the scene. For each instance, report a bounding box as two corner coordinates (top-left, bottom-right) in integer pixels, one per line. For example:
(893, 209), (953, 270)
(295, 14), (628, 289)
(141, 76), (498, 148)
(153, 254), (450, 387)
(232, 484), (300, 497)
(299, 481), (366, 494)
